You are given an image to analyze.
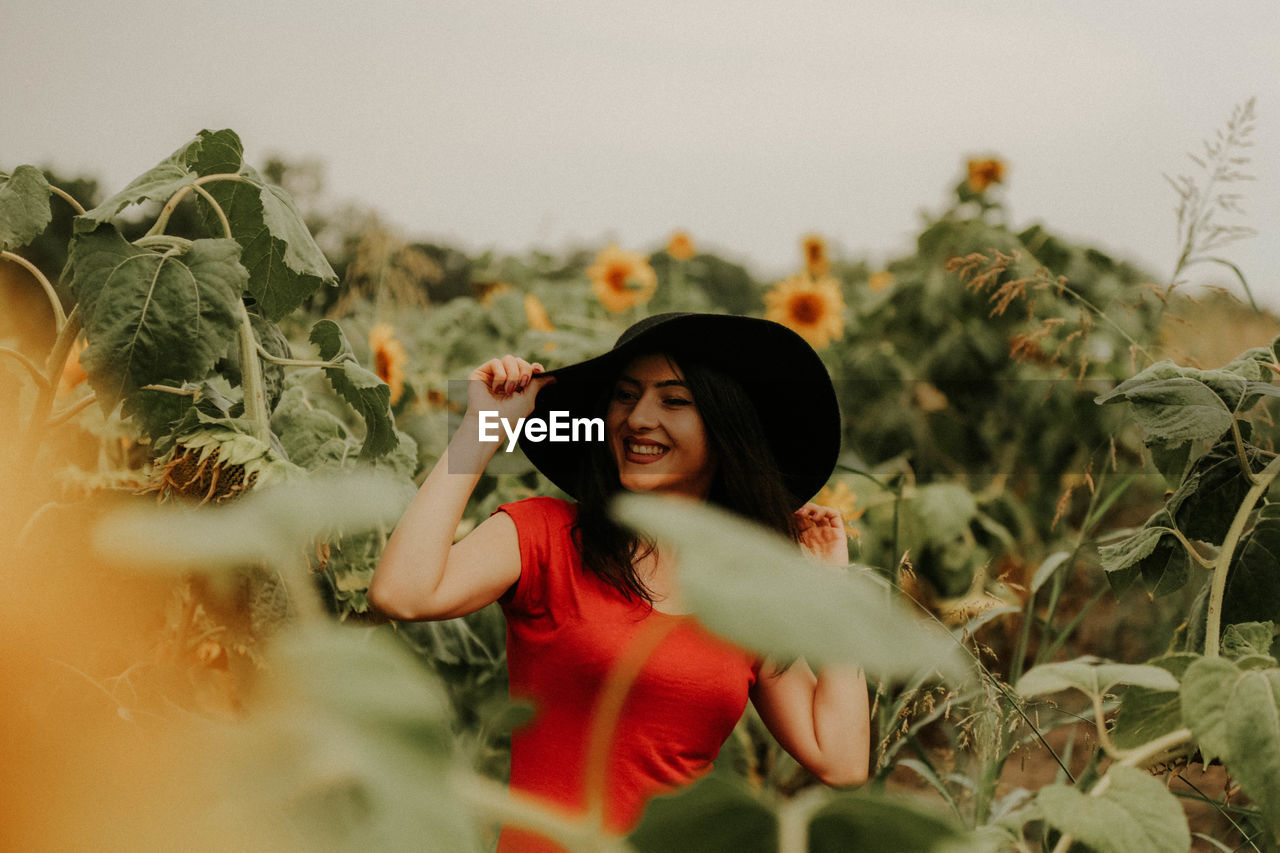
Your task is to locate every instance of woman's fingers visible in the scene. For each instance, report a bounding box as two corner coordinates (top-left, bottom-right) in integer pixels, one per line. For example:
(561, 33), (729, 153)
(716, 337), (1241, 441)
(794, 502), (842, 528)
(470, 356), (551, 398)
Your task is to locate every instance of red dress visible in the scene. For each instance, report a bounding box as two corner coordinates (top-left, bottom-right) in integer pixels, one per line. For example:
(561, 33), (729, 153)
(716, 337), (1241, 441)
(495, 497), (759, 852)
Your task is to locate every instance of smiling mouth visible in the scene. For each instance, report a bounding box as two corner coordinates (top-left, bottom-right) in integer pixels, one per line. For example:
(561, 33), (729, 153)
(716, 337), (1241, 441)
(624, 440), (669, 462)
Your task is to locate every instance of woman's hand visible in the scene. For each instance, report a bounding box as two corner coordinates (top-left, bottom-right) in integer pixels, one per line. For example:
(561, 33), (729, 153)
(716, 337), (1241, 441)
(466, 355), (555, 423)
(794, 502), (848, 567)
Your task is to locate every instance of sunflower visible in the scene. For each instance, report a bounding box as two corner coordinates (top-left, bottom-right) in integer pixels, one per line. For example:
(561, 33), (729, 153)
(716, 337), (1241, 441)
(477, 281), (515, 306)
(369, 323), (408, 405)
(764, 273), (846, 349)
(587, 244), (658, 314)
(666, 230), (696, 261)
(524, 293), (555, 333)
(801, 233), (830, 277)
(813, 481), (864, 535)
(58, 337), (88, 396)
(967, 158), (1006, 193)
(867, 270), (895, 292)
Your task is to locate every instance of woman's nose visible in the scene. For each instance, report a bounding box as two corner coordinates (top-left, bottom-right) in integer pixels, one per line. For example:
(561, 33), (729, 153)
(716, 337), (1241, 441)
(626, 393), (661, 429)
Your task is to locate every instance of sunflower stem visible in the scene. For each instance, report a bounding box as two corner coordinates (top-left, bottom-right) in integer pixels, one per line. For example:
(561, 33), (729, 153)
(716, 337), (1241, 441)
(235, 301), (271, 442)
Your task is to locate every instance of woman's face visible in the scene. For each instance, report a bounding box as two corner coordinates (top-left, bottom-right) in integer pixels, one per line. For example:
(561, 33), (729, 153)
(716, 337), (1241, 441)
(605, 353), (717, 500)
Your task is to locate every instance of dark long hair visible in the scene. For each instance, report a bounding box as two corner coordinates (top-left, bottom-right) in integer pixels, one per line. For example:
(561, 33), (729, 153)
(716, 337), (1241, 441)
(573, 349), (801, 605)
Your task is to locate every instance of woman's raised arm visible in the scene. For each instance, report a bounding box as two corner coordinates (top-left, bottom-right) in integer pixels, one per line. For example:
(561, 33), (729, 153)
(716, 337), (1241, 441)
(748, 503), (871, 787)
(367, 356), (552, 621)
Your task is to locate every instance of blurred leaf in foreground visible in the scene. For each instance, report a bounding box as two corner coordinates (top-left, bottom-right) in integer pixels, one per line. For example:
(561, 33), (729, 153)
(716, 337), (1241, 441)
(611, 494), (968, 683)
(93, 469), (414, 571)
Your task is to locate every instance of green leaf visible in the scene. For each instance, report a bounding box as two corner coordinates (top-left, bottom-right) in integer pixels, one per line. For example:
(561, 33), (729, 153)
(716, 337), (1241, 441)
(0, 165), (52, 250)
(629, 774), (776, 853)
(1036, 766), (1190, 853)
(1221, 506), (1280, 630)
(612, 495), (969, 681)
(76, 129), (243, 229)
(1016, 657), (1179, 700)
(1112, 653), (1198, 751)
(271, 385), (356, 469)
(120, 380), (235, 444)
(1181, 657), (1280, 833)
(1168, 438), (1262, 544)
(216, 622), (479, 851)
(1031, 551), (1072, 595)
(194, 151), (336, 320)
(94, 470), (408, 571)
(1097, 510), (1190, 597)
(1147, 441), (1192, 489)
(1222, 621), (1277, 659)
(67, 223), (246, 411)
(309, 320), (398, 460)
(809, 792), (974, 853)
(1096, 360), (1236, 444)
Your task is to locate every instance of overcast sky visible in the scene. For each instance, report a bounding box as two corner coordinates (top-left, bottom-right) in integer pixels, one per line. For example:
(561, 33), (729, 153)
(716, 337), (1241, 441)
(5, 0), (1278, 304)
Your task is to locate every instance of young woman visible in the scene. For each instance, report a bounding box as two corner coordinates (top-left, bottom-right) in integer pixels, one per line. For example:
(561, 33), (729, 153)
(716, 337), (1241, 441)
(370, 313), (870, 851)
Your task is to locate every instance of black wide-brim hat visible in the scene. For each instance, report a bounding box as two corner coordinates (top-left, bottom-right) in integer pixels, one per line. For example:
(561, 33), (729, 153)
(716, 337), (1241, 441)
(520, 312), (841, 508)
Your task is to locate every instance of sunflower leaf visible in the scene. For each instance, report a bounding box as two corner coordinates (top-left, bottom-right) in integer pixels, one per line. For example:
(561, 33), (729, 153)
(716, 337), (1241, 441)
(309, 320), (398, 460)
(66, 223), (245, 411)
(0, 165), (53, 251)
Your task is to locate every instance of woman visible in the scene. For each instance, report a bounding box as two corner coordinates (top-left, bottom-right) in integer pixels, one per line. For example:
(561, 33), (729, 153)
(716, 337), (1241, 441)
(370, 313), (870, 850)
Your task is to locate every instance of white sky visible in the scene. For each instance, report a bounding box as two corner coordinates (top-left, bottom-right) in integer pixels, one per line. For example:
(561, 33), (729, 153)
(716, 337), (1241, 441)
(5, 0), (1278, 303)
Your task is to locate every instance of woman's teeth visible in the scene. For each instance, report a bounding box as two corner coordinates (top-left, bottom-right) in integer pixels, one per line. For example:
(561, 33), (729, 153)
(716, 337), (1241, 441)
(627, 442), (667, 456)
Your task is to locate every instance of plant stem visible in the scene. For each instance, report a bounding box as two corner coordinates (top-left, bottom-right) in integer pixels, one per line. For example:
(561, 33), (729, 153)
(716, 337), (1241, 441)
(778, 788), (826, 853)
(234, 301), (271, 441)
(1170, 526), (1214, 570)
(0, 346), (52, 390)
(253, 340), (344, 368)
(46, 393), (97, 428)
(1230, 419), (1260, 486)
(17, 306), (82, 470)
(583, 618), (680, 824)
(133, 234), (193, 252)
(1204, 454), (1280, 656)
(191, 183), (233, 239)
(145, 173), (250, 237)
(452, 768), (631, 853)
(48, 184), (87, 215)
(1, 250), (66, 328)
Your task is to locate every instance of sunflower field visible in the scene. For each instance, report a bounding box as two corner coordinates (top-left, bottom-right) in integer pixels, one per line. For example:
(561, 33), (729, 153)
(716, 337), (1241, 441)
(3, 101), (1279, 852)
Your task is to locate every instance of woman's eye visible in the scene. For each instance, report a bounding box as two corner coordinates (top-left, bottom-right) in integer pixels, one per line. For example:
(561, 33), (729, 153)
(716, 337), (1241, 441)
(664, 397), (693, 407)
(612, 388), (638, 401)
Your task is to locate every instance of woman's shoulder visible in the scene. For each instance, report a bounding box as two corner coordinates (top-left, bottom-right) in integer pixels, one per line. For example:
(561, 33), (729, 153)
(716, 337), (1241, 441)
(497, 496), (579, 526)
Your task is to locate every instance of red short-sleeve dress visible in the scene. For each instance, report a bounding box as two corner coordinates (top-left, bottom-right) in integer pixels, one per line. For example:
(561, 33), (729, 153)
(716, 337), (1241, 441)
(495, 497), (759, 852)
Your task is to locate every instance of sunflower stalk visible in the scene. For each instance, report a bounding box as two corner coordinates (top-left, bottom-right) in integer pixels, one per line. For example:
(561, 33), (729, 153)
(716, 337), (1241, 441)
(235, 300), (271, 442)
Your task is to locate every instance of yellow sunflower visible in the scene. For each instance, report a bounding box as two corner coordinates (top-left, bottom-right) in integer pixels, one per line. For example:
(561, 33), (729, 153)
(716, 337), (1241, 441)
(764, 273), (846, 349)
(369, 323), (408, 406)
(867, 270), (895, 292)
(524, 293), (555, 333)
(666, 230), (696, 261)
(587, 244), (658, 314)
(58, 337), (88, 396)
(967, 158), (1006, 193)
(813, 481), (864, 535)
(801, 233), (830, 277)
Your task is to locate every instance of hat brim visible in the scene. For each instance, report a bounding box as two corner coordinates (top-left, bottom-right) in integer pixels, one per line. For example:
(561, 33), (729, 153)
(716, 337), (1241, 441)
(519, 314), (841, 509)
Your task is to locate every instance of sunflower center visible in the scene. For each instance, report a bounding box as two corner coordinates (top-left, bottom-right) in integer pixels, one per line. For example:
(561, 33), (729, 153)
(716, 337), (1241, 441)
(374, 348), (392, 382)
(605, 264), (631, 292)
(789, 294), (824, 324)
